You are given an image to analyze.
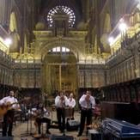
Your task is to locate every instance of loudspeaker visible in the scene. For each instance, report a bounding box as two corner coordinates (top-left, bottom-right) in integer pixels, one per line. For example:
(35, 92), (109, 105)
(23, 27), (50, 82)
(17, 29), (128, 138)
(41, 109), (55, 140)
(88, 129), (101, 140)
(50, 135), (73, 140)
(66, 120), (80, 131)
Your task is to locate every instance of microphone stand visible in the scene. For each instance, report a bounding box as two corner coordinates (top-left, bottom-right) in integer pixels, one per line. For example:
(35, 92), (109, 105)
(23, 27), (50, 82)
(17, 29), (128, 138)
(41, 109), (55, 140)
(25, 103), (30, 135)
(63, 108), (66, 136)
(21, 103), (33, 137)
(29, 103), (33, 135)
(62, 101), (67, 136)
(40, 109), (45, 138)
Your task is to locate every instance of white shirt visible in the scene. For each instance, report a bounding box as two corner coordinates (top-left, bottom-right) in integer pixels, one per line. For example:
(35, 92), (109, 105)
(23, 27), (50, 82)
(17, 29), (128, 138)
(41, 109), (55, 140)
(37, 107), (50, 118)
(30, 107), (50, 118)
(55, 95), (68, 108)
(79, 94), (95, 109)
(67, 98), (76, 108)
(0, 96), (19, 109)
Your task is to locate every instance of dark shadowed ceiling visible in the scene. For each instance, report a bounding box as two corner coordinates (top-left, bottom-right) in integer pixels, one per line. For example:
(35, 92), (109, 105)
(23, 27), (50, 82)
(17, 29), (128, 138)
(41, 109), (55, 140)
(37, 0), (83, 27)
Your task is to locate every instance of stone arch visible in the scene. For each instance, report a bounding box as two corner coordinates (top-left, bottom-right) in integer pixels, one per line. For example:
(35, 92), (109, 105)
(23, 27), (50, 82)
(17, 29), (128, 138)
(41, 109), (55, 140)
(39, 40), (80, 94)
(38, 40), (82, 61)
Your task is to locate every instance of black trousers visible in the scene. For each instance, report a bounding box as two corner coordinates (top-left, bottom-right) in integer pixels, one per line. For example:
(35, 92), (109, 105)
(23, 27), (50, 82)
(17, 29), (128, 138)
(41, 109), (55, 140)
(56, 108), (65, 132)
(36, 117), (51, 134)
(78, 109), (92, 135)
(71, 108), (74, 119)
(2, 110), (15, 136)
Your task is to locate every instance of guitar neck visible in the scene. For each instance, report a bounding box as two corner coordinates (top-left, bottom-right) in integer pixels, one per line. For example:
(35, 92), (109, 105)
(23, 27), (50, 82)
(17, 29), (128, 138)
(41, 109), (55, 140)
(7, 97), (30, 106)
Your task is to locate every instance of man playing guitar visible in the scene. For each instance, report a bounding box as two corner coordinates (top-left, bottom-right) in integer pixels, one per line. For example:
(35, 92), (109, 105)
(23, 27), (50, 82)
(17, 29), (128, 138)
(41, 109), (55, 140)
(0, 90), (20, 137)
(34, 103), (51, 135)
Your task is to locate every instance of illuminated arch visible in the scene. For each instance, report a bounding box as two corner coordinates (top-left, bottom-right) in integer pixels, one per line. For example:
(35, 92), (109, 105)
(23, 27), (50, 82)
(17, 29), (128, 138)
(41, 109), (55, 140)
(47, 6), (76, 27)
(9, 12), (17, 32)
(48, 46), (70, 53)
(9, 11), (20, 53)
(39, 40), (81, 61)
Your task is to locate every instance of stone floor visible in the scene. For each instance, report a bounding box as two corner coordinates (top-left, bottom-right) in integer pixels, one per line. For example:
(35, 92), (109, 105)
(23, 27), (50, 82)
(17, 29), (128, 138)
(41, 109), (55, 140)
(9, 111), (92, 140)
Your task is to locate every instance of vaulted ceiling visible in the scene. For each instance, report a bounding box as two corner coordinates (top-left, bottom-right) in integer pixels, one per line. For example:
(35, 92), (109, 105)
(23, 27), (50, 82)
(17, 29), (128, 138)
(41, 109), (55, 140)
(36, 0), (84, 26)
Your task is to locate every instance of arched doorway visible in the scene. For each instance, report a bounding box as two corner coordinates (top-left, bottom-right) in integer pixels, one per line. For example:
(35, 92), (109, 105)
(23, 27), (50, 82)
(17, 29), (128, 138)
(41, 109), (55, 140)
(42, 46), (78, 95)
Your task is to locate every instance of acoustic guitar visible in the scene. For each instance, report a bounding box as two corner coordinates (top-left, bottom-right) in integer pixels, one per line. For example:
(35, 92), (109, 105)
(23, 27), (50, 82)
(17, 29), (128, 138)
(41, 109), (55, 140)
(0, 97), (30, 117)
(31, 108), (51, 119)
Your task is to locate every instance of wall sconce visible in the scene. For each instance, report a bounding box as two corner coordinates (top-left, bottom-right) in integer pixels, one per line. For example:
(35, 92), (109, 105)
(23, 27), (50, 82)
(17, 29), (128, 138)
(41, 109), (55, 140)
(119, 22), (127, 32)
(108, 36), (114, 46)
(4, 37), (12, 46)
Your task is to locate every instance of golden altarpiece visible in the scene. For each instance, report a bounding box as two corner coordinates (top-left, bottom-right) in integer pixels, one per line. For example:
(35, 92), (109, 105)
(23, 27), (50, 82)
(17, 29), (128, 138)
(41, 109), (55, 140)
(31, 7), (106, 94)
(0, 2), (106, 97)
(1, 0), (140, 97)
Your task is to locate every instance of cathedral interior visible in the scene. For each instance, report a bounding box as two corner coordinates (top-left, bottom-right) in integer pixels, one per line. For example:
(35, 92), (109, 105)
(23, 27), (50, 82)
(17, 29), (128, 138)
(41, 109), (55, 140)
(1, 0), (140, 139)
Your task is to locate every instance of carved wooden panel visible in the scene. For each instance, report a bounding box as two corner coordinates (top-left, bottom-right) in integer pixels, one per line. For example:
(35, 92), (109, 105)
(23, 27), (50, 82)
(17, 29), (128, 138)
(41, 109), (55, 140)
(79, 70), (84, 87)
(85, 70), (92, 87)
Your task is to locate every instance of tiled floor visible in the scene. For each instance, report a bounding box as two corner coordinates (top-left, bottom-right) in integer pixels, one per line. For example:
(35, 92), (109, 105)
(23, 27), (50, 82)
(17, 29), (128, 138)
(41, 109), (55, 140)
(11, 111), (90, 140)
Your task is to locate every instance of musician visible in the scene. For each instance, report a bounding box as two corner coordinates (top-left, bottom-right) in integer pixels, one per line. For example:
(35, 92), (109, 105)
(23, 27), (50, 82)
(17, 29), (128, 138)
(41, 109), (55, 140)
(77, 90), (96, 137)
(35, 103), (51, 135)
(55, 91), (68, 133)
(67, 93), (76, 119)
(0, 90), (20, 137)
